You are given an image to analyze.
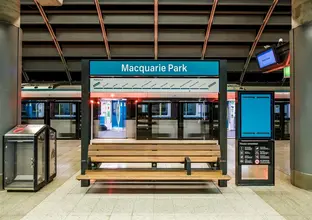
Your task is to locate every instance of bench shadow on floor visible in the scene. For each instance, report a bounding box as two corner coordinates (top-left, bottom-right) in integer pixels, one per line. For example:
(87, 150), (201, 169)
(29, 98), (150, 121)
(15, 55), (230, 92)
(86, 181), (222, 194)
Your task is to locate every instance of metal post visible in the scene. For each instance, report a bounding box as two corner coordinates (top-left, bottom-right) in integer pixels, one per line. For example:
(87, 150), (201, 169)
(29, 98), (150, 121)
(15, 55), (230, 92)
(218, 60), (227, 187)
(81, 60), (91, 187)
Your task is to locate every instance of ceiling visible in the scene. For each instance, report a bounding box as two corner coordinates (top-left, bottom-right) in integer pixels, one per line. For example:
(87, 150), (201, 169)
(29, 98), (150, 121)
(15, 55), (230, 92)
(20, 0), (291, 86)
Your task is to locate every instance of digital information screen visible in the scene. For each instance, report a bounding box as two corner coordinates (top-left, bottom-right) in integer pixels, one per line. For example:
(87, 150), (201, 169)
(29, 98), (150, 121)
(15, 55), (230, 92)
(256, 48), (277, 69)
(240, 93), (273, 139)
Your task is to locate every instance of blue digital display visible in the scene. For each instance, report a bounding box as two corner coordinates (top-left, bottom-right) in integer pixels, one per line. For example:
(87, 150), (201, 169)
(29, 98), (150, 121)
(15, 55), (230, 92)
(256, 48), (277, 69)
(89, 61), (220, 76)
(240, 93), (273, 139)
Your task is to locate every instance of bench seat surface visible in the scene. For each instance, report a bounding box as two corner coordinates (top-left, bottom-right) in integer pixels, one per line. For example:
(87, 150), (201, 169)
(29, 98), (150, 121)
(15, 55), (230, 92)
(91, 156), (218, 163)
(77, 170), (230, 181)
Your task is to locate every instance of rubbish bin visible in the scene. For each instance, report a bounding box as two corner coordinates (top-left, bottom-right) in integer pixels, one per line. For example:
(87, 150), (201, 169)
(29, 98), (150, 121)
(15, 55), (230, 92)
(3, 124), (57, 192)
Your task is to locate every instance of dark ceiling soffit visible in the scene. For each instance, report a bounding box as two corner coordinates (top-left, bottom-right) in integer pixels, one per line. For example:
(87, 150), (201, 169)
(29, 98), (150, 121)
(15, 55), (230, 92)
(94, 0), (111, 59)
(239, 0), (279, 86)
(201, 0), (218, 60)
(21, 0), (291, 6)
(154, 0), (158, 59)
(34, 0), (72, 84)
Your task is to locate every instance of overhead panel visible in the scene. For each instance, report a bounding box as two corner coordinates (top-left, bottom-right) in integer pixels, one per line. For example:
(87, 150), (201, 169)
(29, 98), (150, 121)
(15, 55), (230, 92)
(90, 78), (219, 93)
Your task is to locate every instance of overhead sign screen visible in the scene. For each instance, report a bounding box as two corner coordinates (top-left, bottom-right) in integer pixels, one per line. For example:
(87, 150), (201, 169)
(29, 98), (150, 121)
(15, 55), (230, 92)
(256, 48), (278, 69)
(89, 61), (220, 76)
(240, 93), (273, 139)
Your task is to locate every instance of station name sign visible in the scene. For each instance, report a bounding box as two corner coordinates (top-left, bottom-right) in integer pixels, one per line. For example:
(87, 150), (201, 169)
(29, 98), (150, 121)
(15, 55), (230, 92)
(89, 60), (220, 76)
(121, 63), (187, 74)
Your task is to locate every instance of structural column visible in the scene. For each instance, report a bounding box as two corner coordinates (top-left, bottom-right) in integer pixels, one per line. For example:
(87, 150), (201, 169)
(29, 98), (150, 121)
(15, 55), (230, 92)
(290, 0), (312, 190)
(0, 0), (22, 189)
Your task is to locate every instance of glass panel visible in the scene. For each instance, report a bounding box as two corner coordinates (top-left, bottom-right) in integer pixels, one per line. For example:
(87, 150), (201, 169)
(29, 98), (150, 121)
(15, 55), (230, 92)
(151, 103), (177, 139)
(49, 129), (57, 178)
(51, 102), (77, 138)
(52, 103), (76, 118)
(51, 119), (76, 138)
(22, 102), (45, 119)
(284, 104), (290, 137)
(37, 131), (46, 185)
(22, 119), (45, 125)
(94, 99), (127, 139)
(4, 141), (34, 190)
(183, 102), (209, 139)
(274, 104), (282, 138)
(227, 101), (236, 138)
(152, 103), (171, 118)
(212, 103), (219, 140)
(136, 103), (150, 140)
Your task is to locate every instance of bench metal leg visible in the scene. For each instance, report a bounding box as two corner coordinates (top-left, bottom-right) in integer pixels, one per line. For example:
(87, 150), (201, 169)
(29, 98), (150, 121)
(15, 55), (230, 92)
(81, 180), (90, 187)
(185, 157), (191, 175)
(152, 162), (157, 169)
(88, 157), (92, 170)
(218, 180), (227, 187)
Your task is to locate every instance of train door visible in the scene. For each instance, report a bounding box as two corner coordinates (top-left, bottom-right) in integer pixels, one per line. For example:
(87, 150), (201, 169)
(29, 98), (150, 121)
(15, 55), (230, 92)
(136, 100), (217, 140)
(181, 101), (210, 140)
(274, 101), (290, 140)
(136, 101), (177, 140)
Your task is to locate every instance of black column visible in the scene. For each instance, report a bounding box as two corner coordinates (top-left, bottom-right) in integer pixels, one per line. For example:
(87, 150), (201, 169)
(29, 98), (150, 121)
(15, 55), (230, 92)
(81, 60), (91, 187)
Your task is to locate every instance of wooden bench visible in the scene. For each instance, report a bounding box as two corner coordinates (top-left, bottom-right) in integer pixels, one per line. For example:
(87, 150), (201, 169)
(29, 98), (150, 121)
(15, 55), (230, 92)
(77, 142), (230, 184)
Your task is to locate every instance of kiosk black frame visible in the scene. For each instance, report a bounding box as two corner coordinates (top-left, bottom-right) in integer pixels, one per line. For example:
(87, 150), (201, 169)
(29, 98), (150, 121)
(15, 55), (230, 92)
(80, 59), (228, 187)
(235, 91), (275, 186)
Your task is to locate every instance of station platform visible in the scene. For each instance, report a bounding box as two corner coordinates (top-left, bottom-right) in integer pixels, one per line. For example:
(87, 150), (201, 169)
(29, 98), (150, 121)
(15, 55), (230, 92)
(0, 140), (309, 220)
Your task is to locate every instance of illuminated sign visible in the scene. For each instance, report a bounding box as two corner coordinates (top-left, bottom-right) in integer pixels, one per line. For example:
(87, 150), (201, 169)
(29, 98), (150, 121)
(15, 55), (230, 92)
(239, 93), (273, 139)
(89, 61), (220, 76)
(256, 48), (278, 69)
(283, 66), (290, 78)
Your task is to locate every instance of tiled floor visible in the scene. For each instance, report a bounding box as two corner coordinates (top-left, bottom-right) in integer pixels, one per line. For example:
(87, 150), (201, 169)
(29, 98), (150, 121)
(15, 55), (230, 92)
(1, 140), (312, 220)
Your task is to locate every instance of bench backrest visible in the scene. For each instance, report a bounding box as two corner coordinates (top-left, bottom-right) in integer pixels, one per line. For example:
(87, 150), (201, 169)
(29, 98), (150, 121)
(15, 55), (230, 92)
(88, 144), (220, 157)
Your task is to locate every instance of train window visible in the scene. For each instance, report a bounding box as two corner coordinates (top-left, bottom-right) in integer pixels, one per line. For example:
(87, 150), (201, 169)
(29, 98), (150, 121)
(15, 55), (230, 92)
(22, 102), (45, 119)
(152, 103), (171, 118)
(183, 103), (208, 118)
(51, 103), (76, 118)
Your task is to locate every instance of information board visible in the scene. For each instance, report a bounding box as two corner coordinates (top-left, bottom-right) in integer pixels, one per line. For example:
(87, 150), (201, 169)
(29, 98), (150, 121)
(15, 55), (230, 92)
(239, 93), (273, 139)
(89, 60), (220, 76)
(238, 141), (272, 165)
(256, 48), (278, 69)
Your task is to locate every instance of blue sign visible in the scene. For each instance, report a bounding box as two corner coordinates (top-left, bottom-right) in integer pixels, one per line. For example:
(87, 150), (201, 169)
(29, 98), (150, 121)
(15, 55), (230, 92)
(240, 93), (273, 139)
(89, 61), (219, 76)
(256, 48), (278, 69)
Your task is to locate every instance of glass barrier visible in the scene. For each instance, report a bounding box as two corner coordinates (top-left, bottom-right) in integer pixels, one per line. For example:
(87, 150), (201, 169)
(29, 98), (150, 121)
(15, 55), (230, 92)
(51, 119), (76, 138)
(36, 131), (46, 185)
(4, 141), (34, 189)
(22, 102), (45, 119)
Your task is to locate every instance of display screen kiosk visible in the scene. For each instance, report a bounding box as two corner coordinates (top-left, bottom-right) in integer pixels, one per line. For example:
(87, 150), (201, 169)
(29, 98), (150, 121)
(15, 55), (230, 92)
(80, 60), (228, 187)
(235, 92), (275, 186)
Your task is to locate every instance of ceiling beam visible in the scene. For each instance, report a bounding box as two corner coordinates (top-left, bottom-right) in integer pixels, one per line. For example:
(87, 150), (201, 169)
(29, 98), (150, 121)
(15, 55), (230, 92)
(22, 68), (30, 83)
(239, 0), (279, 86)
(94, 0), (111, 59)
(201, 0), (218, 60)
(154, 0), (158, 59)
(34, 0), (72, 84)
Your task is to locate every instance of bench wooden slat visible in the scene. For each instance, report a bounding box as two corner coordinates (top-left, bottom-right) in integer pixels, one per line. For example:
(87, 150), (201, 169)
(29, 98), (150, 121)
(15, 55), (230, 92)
(91, 142), (217, 146)
(89, 144), (220, 151)
(88, 150), (220, 156)
(90, 156), (218, 163)
(77, 170), (230, 181)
